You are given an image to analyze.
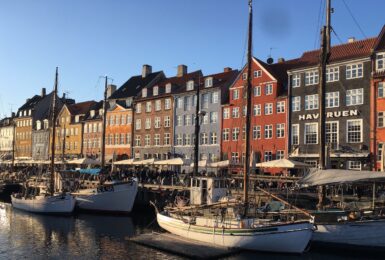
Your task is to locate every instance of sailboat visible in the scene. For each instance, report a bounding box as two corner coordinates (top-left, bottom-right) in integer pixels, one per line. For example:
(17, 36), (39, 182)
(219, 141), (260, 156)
(72, 76), (138, 213)
(155, 0), (314, 253)
(11, 67), (76, 214)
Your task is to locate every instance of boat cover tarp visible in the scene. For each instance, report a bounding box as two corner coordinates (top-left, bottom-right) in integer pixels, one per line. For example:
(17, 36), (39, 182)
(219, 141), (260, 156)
(299, 169), (385, 187)
(255, 158), (311, 169)
(153, 158), (184, 165)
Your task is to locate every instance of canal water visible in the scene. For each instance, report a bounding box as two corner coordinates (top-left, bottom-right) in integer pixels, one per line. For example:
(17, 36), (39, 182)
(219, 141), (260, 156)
(0, 202), (382, 259)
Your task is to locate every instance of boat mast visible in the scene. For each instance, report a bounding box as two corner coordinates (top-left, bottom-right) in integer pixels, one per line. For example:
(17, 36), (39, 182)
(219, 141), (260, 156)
(50, 67), (59, 196)
(317, 0), (331, 209)
(243, 0), (253, 214)
(101, 76), (108, 169)
(193, 76), (201, 178)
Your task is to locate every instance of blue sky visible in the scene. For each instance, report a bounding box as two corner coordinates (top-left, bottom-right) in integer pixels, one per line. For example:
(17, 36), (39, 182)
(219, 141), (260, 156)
(0, 0), (384, 117)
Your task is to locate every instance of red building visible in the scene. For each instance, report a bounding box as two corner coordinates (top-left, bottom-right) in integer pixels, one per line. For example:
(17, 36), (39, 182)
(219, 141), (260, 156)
(221, 57), (289, 174)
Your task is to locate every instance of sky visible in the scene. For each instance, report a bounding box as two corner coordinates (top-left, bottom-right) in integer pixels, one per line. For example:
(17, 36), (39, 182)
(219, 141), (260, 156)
(0, 0), (384, 118)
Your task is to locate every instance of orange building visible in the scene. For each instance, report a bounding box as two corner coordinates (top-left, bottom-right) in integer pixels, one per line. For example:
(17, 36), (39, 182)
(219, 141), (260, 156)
(82, 101), (103, 159)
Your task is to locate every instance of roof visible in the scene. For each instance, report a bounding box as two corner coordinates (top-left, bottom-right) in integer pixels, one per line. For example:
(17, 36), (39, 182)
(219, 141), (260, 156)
(0, 117), (13, 127)
(109, 71), (164, 99)
(67, 101), (97, 116)
(17, 95), (43, 113)
(374, 25), (385, 52)
(155, 70), (203, 96)
(84, 100), (104, 121)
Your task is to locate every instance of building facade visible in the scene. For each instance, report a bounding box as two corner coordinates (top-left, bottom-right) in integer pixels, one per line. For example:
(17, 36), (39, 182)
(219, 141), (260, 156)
(82, 101), (103, 159)
(0, 117), (14, 160)
(222, 58), (289, 174)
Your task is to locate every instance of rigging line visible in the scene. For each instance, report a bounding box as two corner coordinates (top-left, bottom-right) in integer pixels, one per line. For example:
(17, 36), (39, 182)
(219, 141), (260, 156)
(314, 0), (325, 49)
(331, 28), (344, 44)
(341, 0), (367, 38)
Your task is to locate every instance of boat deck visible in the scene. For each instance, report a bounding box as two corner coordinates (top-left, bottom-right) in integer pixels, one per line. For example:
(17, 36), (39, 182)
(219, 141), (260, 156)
(130, 232), (240, 259)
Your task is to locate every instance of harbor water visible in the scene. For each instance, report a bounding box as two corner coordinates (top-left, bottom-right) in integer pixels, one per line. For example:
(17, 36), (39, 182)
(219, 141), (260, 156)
(0, 202), (382, 260)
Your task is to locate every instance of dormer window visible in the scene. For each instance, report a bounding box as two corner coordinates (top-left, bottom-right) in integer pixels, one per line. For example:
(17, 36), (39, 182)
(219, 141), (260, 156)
(253, 70), (262, 78)
(23, 110), (27, 116)
(28, 109), (32, 116)
(90, 110), (95, 118)
(142, 88), (147, 98)
(36, 120), (41, 130)
(43, 119), (49, 129)
(204, 77), (213, 88)
(153, 86), (159, 96)
(186, 80), (194, 91)
(99, 109), (103, 115)
(75, 115), (80, 123)
(376, 53), (385, 71)
(165, 83), (171, 93)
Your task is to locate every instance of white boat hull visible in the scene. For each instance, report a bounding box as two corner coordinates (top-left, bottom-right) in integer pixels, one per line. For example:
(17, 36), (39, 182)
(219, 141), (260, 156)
(157, 212), (314, 253)
(314, 219), (385, 248)
(74, 181), (138, 213)
(11, 193), (76, 214)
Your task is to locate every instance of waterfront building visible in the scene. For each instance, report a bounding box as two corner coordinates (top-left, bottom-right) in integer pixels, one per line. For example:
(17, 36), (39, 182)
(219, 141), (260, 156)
(173, 67), (237, 168)
(133, 65), (201, 160)
(82, 101), (103, 159)
(55, 101), (96, 160)
(222, 58), (290, 174)
(288, 36), (382, 170)
(14, 89), (46, 159)
(0, 116), (15, 160)
(371, 26), (385, 170)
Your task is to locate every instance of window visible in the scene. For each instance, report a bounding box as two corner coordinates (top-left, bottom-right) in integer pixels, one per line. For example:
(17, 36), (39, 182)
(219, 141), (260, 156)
(223, 129), (230, 141)
(142, 88), (147, 97)
(136, 103), (141, 113)
(176, 116), (183, 126)
(212, 91), (219, 103)
(126, 134), (131, 145)
(232, 128), (239, 141)
(146, 102), (152, 112)
(175, 98), (182, 109)
(376, 53), (385, 71)
(154, 117), (161, 128)
(184, 115), (191, 126)
(254, 86), (261, 96)
(231, 152), (239, 163)
(205, 77), (213, 87)
(305, 94), (319, 110)
(176, 134), (183, 146)
(145, 135), (151, 146)
(44, 120), (49, 129)
(264, 103), (273, 115)
(233, 89), (239, 100)
(210, 112), (218, 123)
(264, 125), (273, 139)
(186, 80), (194, 91)
(153, 86), (159, 96)
(115, 134), (120, 145)
(127, 116), (132, 124)
(326, 121), (338, 144)
(242, 73), (247, 80)
(292, 96), (301, 112)
(254, 70), (262, 78)
(165, 83), (171, 93)
(145, 118), (151, 129)
(276, 123), (285, 138)
(348, 161), (361, 170)
(184, 134), (191, 145)
(276, 150), (284, 160)
(223, 108), (230, 119)
(202, 93), (210, 109)
(242, 106), (247, 117)
(305, 123), (318, 144)
(184, 96), (191, 111)
(346, 88), (363, 106)
(36, 121), (41, 130)
(291, 73), (300, 88)
(253, 126), (261, 139)
(277, 101), (285, 113)
(264, 151), (273, 162)
(210, 132), (217, 144)
(164, 116), (170, 127)
(155, 100), (161, 111)
(232, 107), (239, 118)
(378, 82), (385, 98)
(115, 116), (120, 125)
(326, 92), (339, 108)
(164, 133), (170, 145)
(135, 119), (141, 130)
(121, 115), (126, 125)
(200, 132), (208, 145)
(153, 134), (160, 146)
(120, 133), (125, 144)
(202, 114), (209, 124)
(346, 63), (363, 79)
(305, 70), (319, 86)
(377, 143), (384, 161)
(347, 119), (362, 143)
(253, 104), (261, 116)
(164, 99), (171, 109)
(265, 84), (273, 95)
(326, 67), (339, 82)
(110, 115), (115, 125)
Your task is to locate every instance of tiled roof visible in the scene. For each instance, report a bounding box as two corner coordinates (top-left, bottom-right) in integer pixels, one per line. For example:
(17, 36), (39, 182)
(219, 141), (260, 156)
(18, 95), (43, 111)
(109, 71), (164, 99)
(67, 101), (97, 116)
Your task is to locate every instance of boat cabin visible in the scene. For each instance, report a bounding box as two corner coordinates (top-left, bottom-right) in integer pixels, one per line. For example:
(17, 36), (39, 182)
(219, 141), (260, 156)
(190, 176), (227, 205)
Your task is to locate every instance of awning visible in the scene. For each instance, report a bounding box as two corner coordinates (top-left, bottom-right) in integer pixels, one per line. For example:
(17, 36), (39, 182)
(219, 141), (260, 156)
(299, 169), (385, 187)
(132, 158), (155, 165)
(190, 160), (207, 167)
(113, 159), (135, 165)
(207, 160), (229, 168)
(66, 158), (101, 165)
(255, 159), (312, 169)
(153, 158), (184, 166)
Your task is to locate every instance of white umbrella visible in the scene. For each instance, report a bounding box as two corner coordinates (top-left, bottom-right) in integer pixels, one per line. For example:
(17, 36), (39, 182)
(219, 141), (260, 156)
(255, 158), (311, 169)
(154, 158), (184, 166)
(207, 160), (230, 168)
(190, 160), (207, 167)
(113, 159), (135, 165)
(66, 158), (101, 165)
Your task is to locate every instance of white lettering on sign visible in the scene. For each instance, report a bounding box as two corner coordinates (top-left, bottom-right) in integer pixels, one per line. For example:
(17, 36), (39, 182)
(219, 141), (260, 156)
(298, 109), (359, 121)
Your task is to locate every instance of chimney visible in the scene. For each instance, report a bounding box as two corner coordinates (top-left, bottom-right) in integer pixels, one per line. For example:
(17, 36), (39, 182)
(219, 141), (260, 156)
(278, 57), (285, 63)
(12, 112), (15, 118)
(41, 87), (46, 97)
(348, 37), (355, 43)
(107, 84), (117, 98)
(224, 67), (232, 72)
(62, 93), (66, 99)
(142, 64), (152, 78)
(177, 64), (187, 77)
(26, 98), (30, 103)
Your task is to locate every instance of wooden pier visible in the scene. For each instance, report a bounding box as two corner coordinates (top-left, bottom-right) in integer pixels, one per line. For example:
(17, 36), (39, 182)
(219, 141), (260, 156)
(130, 232), (240, 259)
